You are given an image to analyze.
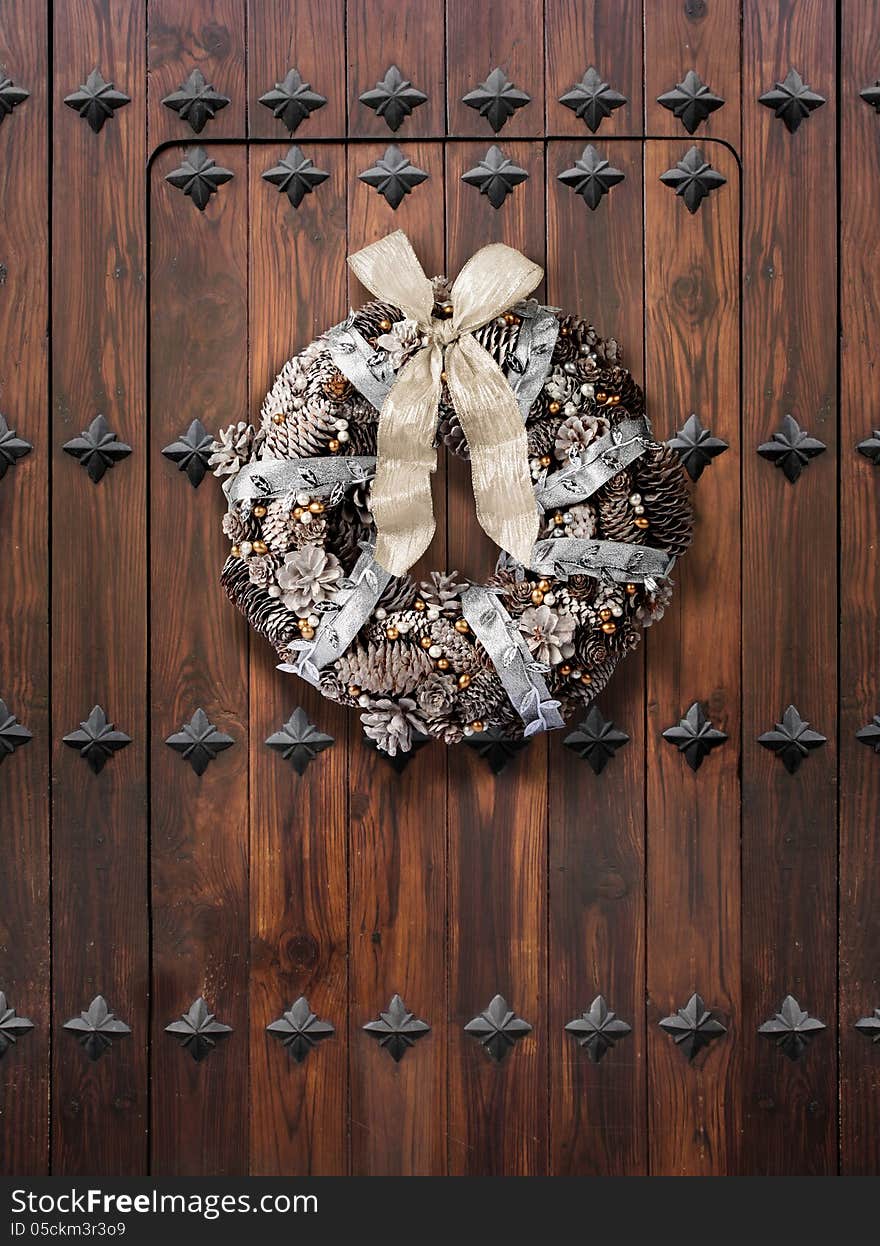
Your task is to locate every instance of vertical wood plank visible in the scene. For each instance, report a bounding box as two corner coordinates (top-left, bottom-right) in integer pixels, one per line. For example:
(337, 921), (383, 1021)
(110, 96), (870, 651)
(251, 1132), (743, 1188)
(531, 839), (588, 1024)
(247, 142), (349, 1176)
(346, 138), (448, 1176)
(0, 0), (50, 1176)
(545, 0), (644, 137)
(445, 140), (548, 1176)
(149, 143), (249, 1176)
(247, 0), (346, 139)
(147, 0), (246, 144)
(546, 137), (647, 1176)
(644, 137), (741, 1176)
(447, 0), (545, 138)
(839, 0), (880, 1177)
(347, 0), (445, 138)
(741, 0), (838, 1175)
(51, 0), (148, 1175)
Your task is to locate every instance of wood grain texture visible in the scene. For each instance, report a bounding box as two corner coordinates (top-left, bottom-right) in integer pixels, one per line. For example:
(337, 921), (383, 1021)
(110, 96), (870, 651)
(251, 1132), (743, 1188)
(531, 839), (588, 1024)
(346, 133), (448, 1176)
(148, 142), (249, 1176)
(446, 0), (545, 138)
(740, 0), (838, 1175)
(545, 0), (644, 137)
(546, 138), (647, 1176)
(247, 145), (349, 1176)
(644, 138), (741, 1176)
(348, 0), (445, 138)
(0, 0), (50, 1177)
(51, 0), (148, 1176)
(147, 0), (246, 144)
(247, 0), (345, 139)
(839, 0), (880, 1177)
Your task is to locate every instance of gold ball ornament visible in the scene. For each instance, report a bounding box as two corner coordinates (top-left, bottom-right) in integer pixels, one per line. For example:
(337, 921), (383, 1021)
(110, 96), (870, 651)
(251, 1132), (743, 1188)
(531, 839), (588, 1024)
(454, 619), (469, 633)
(634, 516), (650, 530)
(252, 540), (268, 555)
(271, 412), (286, 425)
(253, 505), (267, 518)
(328, 438), (340, 453)
(458, 673), (471, 689)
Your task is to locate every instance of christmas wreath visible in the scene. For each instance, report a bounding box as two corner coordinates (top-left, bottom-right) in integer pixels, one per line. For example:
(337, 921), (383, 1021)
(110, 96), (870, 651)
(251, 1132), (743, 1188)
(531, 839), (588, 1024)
(214, 232), (692, 758)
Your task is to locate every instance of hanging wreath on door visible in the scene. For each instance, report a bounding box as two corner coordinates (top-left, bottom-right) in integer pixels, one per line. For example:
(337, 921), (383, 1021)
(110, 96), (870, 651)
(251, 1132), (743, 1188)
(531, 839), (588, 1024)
(213, 231), (692, 757)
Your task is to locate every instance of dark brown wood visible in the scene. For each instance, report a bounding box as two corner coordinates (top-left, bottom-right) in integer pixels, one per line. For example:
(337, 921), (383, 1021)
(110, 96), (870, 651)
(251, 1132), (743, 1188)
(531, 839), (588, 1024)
(740, 0), (838, 1175)
(446, 0), (545, 139)
(545, 0), (644, 138)
(546, 137), (647, 1177)
(348, 0), (445, 139)
(247, 0), (345, 140)
(0, 0), (50, 1177)
(51, 0), (148, 1175)
(839, 0), (880, 1178)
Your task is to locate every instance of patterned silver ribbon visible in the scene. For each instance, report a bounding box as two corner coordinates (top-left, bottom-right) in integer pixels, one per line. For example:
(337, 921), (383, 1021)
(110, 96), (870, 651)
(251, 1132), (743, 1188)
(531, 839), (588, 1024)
(226, 454), (375, 510)
(461, 585), (565, 736)
(535, 416), (653, 510)
(326, 320), (396, 412)
(528, 536), (674, 583)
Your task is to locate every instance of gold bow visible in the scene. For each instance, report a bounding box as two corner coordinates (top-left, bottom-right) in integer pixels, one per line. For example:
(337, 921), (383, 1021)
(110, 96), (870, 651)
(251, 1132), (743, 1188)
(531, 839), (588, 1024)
(347, 230), (543, 577)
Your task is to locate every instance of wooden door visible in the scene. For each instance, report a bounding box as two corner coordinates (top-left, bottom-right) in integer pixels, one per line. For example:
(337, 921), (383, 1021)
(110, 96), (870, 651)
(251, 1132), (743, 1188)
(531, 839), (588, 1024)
(1, 0), (878, 1178)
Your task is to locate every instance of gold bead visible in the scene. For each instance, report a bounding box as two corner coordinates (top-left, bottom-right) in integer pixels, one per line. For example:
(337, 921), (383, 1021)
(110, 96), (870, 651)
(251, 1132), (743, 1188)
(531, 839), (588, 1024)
(531, 589), (544, 605)
(297, 618), (308, 630)
(230, 544), (241, 558)
(581, 672), (592, 685)
(420, 635), (433, 649)
(540, 454), (552, 468)
(415, 598), (426, 611)
(626, 582), (637, 594)
(309, 500), (324, 514)
(441, 302), (454, 317)
(348, 684), (361, 698)
(504, 311), (516, 325)
(634, 516), (650, 530)
(252, 540), (268, 555)
(328, 438), (340, 452)
(300, 625), (315, 640)
(560, 663), (571, 677)
(272, 412), (286, 425)
(458, 673), (471, 689)
(553, 512), (564, 524)
(454, 618), (469, 633)
(293, 506), (303, 518)
(378, 318), (392, 332)
(610, 393), (621, 405)
(386, 626), (399, 640)
(595, 391), (607, 403)
(601, 621), (617, 635)
(440, 371), (448, 383)
(548, 400), (561, 416)
(470, 720), (484, 733)
(599, 607), (612, 622)
(436, 658), (450, 670)
(538, 579), (551, 592)
(253, 505), (267, 518)
(560, 325), (569, 336)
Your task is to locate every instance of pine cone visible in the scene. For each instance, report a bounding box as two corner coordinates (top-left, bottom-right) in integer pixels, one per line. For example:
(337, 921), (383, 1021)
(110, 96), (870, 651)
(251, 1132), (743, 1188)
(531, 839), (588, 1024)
(437, 403), (469, 459)
(597, 366), (644, 414)
(527, 416), (561, 458)
(596, 470), (641, 545)
(288, 515), (328, 549)
(455, 669), (506, 722)
(210, 422), (254, 478)
(420, 571), (466, 613)
(261, 500), (296, 553)
(221, 554), (300, 652)
(353, 299), (404, 340)
(471, 316), (520, 367)
(378, 575), (417, 612)
(260, 348), (340, 458)
(632, 445), (694, 557)
(335, 639), (433, 696)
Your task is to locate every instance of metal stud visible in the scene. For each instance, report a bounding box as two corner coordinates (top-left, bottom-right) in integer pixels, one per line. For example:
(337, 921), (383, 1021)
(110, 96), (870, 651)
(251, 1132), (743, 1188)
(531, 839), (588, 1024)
(363, 731), (430, 773)
(62, 705), (131, 774)
(161, 69), (230, 133)
(565, 995), (631, 1063)
(667, 412), (729, 481)
(563, 705), (629, 774)
(657, 70), (724, 134)
(757, 705), (826, 774)
(358, 144), (428, 209)
(258, 69), (326, 133)
(63, 995), (131, 1061)
(757, 413), (826, 482)
(359, 65), (427, 132)
(461, 145), (528, 208)
(161, 418), (214, 487)
(659, 145), (726, 213)
(165, 997), (232, 1062)
(0, 76), (29, 125)
(758, 995), (826, 1060)
(463, 728), (530, 775)
(856, 714), (880, 753)
(856, 430), (880, 465)
(558, 144), (625, 210)
(0, 699), (32, 764)
(165, 708), (234, 775)
(662, 702), (727, 771)
(64, 68), (129, 133)
(462, 68), (530, 133)
(363, 994), (430, 1062)
(262, 145), (329, 208)
(759, 68), (825, 133)
(265, 707), (334, 775)
(63, 414), (131, 482)
(464, 994), (532, 1062)
(855, 1009), (880, 1043)
(0, 992), (34, 1057)
(0, 413), (32, 479)
(267, 997), (335, 1063)
(659, 993), (726, 1061)
(558, 67), (626, 132)
(164, 146), (234, 212)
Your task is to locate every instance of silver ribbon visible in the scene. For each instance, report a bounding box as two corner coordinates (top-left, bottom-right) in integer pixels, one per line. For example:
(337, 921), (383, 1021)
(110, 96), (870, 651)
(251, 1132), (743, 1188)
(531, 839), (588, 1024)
(226, 455), (375, 509)
(461, 585), (565, 736)
(535, 416), (653, 510)
(326, 320), (396, 412)
(529, 537), (674, 584)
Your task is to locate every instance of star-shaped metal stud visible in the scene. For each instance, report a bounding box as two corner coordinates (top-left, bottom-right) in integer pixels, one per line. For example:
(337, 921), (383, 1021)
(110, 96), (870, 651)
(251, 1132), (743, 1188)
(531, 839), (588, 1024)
(662, 701), (727, 771)
(558, 67), (626, 132)
(64, 68), (130, 133)
(659, 145), (726, 213)
(759, 67), (826, 133)
(856, 429), (880, 465)
(165, 997), (232, 1062)
(657, 70), (725, 134)
(358, 144), (428, 209)
(462, 67), (530, 133)
(564, 995), (632, 1063)
(165, 146), (234, 212)
(757, 413), (826, 482)
(0, 77), (29, 125)
(463, 727), (530, 775)
(63, 995), (131, 1061)
(261, 144), (329, 208)
(855, 1009), (880, 1043)
(265, 707), (334, 775)
(758, 994), (825, 1060)
(563, 705), (629, 774)
(558, 144), (625, 210)
(161, 418), (214, 486)
(165, 708), (234, 776)
(860, 81), (880, 114)
(258, 68), (326, 133)
(267, 996), (335, 1063)
(0, 413), (32, 480)
(363, 730), (431, 773)
(161, 68), (230, 134)
(363, 994), (430, 1062)
(461, 144), (528, 208)
(464, 994), (532, 1062)
(658, 993), (726, 1061)
(758, 704), (826, 774)
(667, 412), (729, 481)
(0, 699), (32, 765)
(62, 705), (131, 774)
(856, 714), (880, 753)
(359, 65), (427, 133)
(63, 414), (131, 483)
(0, 992), (34, 1057)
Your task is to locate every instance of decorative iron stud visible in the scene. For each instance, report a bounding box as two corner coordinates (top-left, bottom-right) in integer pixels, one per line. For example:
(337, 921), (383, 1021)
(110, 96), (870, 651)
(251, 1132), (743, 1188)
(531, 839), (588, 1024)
(358, 145), (428, 209)
(161, 69), (229, 134)
(856, 714), (880, 753)
(461, 145), (528, 208)
(63, 414), (131, 482)
(0, 992), (34, 1057)
(667, 412), (729, 481)
(364, 731), (430, 773)
(757, 413), (826, 482)
(659, 145), (726, 213)
(165, 997), (232, 1062)
(265, 707), (334, 775)
(64, 69), (130, 133)
(661, 702), (727, 771)
(465, 994), (532, 1062)
(463, 728), (530, 775)
(0, 413), (31, 479)
(563, 705), (629, 774)
(657, 70), (724, 134)
(462, 68), (530, 133)
(0, 76), (29, 125)
(359, 65), (427, 132)
(759, 68), (826, 133)
(267, 996), (335, 1063)
(758, 995), (826, 1060)
(161, 418), (214, 487)
(262, 145), (329, 208)
(558, 144), (625, 210)
(855, 1009), (880, 1043)
(658, 993), (726, 1061)
(558, 67), (626, 132)
(63, 995), (130, 1061)
(0, 700), (32, 764)
(860, 82), (880, 114)
(363, 994), (430, 1062)
(165, 146), (234, 212)
(565, 995), (631, 1063)
(62, 705), (131, 774)
(165, 708), (234, 776)
(856, 430), (880, 464)
(758, 705), (826, 774)
(258, 69), (326, 133)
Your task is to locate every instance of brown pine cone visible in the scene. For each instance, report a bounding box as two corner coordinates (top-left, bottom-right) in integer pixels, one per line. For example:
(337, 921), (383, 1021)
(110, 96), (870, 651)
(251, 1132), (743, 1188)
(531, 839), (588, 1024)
(378, 575), (418, 612)
(596, 471), (642, 545)
(455, 669), (507, 723)
(527, 416), (562, 458)
(632, 445), (694, 557)
(334, 638), (433, 696)
(437, 403), (469, 458)
(596, 366), (644, 414)
(353, 298), (403, 340)
(471, 316), (520, 368)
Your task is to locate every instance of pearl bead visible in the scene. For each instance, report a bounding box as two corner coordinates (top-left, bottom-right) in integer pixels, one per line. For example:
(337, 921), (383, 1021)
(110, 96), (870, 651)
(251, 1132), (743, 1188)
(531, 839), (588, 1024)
(300, 625), (315, 640)
(299, 511), (312, 524)
(375, 607), (387, 620)
(308, 615), (319, 628)
(629, 492), (642, 506)
(348, 685), (361, 697)
(427, 608), (440, 621)
(571, 668), (582, 679)
(420, 636), (432, 649)
(531, 589), (544, 605)
(599, 607), (612, 621)
(611, 605), (623, 617)
(560, 664), (571, 676)
(580, 383), (594, 397)
(626, 583), (637, 594)
(428, 644), (442, 659)
(634, 517), (650, 530)
(231, 544), (241, 558)
(272, 412), (285, 425)
(470, 720), (484, 733)
(463, 725), (474, 736)
(309, 500), (324, 513)
(267, 585), (281, 598)
(634, 504), (645, 515)
(293, 507), (304, 518)
(328, 439), (340, 452)
(543, 592), (556, 606)
(386, 626), (399, 640)
(337, 430), (350, 443)
(335, 419), (349, 431)
(538, 579), (551, 592)
(378, 318), (392, 331)
(540, 455), (552, 468)
(436, 658), (450, 670)
(296, 492), (310, 506)
(548, 400), (561, 415)
(358, 694), (371, 707)
(581, 673), (592, 685)
(601, 621), (617, 634)
(240, 541), (253, 557)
